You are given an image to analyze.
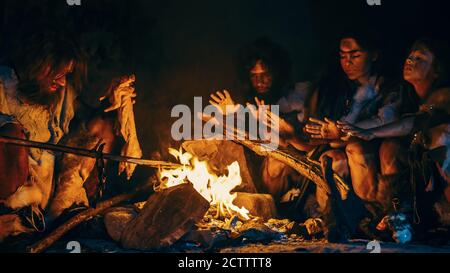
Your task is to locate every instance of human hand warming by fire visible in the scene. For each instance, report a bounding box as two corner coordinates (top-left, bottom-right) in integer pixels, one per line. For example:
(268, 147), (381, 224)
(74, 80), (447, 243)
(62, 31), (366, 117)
(209, 90), (239, 114)
(101, 75), (142, 179)
(337, 120), (375, 141)
(249, 97), (294, 136)
(305, 117), (341, 140)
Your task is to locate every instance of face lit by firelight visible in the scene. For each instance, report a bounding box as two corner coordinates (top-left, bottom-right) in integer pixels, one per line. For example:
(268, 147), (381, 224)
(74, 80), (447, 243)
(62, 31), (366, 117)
(339, 38), (376, 84)
(36, 60), (75, 94)
(250, 60), (273, 94)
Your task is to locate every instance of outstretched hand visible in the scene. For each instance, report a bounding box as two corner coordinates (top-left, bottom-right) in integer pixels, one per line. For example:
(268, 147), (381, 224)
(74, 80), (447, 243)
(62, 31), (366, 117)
(209, 90), (239, 114)
(336, 120), (375, 141)
(305, 117), (341, 140)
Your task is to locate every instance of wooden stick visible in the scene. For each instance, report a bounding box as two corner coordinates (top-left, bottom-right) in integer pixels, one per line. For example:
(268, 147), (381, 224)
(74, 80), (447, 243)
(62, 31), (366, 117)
(26, 184), (152, 253)
(234, 139), (349, 196)
(0, 135), (182, 169)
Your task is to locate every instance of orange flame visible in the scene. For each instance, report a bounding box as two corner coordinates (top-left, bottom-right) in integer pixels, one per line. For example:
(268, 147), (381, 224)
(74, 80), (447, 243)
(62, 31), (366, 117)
(158, 147), (250, 220)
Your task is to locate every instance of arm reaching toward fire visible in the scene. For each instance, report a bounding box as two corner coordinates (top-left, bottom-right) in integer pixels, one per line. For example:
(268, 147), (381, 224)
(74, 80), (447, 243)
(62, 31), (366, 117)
(209, 90), (240, 115)
(336, 116), (416, 141)
(251, 98), (316, 151)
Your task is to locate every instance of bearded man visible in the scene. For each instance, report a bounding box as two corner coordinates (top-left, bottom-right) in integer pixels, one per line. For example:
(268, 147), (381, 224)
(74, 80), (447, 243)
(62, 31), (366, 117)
(0, 34), (142, 242)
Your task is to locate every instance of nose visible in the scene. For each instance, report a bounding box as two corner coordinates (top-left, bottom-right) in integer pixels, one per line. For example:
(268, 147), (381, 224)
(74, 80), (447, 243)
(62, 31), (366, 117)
(342, 56), (352, 67)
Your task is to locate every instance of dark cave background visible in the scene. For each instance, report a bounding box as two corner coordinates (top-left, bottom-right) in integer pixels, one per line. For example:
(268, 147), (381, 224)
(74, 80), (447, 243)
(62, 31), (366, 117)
(0, 0), (449, 181)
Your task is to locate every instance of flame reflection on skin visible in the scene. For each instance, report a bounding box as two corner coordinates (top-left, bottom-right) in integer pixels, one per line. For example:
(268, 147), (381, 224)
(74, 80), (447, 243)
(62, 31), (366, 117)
(158, 147), (250, 220)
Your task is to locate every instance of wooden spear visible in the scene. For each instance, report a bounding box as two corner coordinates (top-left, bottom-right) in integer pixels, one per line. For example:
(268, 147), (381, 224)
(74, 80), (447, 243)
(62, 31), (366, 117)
(0, 135), (182, 169)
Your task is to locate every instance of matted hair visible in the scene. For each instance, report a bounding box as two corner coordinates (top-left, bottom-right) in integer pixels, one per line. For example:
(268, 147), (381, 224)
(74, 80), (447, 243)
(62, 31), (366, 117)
(237, 37), (292, 103)
(10, 32), (87, 105)
(410, 37), (450, 90)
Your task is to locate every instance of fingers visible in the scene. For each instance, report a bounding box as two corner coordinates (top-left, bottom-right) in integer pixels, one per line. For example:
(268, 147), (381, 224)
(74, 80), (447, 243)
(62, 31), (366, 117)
(324, 117), (334, 124)
(305, 128), (321, 135)
(255, 97), (265, 106)
(210, 94), (221, 103)
(246, 103), (258, 118)
(309, 117), (327, 126)
(338, 125), (355, 132)
(209, 100), (219, 107)
(216, 91), (225, 100)
(223, 90), (231, 98)
(305, 124), (321, 130)
(310, 134), (324, 139)
(99, 96), (106, 102)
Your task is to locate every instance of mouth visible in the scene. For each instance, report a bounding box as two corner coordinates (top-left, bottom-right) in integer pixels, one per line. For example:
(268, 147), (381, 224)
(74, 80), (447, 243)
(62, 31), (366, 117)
(49, 85), (58, 92)
(344, 69), (356, 75)
(403, 66), (413, 74)
(255, 86), (268, 93)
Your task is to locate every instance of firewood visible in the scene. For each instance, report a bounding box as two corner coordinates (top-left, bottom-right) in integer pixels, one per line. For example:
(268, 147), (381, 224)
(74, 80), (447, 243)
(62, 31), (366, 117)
(234, 139), (349, 197)
(26, 183), (152, 253)
(120, 183), (210, 250)
(103, 207), (139, 242)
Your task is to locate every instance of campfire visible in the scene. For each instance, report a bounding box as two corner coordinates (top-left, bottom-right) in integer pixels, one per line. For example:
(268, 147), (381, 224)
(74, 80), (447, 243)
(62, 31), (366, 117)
(157, 147), (250, 221)
(26, 140), (327, 253)
(101, 145), (316, 252)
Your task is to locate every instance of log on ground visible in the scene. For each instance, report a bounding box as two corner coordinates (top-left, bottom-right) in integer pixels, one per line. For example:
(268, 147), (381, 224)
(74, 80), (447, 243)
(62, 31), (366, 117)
(120, 183), (210, 250)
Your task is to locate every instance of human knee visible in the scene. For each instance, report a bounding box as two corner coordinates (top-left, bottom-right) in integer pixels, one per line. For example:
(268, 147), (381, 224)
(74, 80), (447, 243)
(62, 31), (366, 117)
(345, 141), (366, 156)
(320, 150), (349, 178)
(379, 139), (401, 160)
(379, 139), (406, 175)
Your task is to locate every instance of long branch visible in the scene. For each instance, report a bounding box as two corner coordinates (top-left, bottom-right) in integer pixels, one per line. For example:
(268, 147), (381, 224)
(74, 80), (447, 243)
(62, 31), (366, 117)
(0, 135), (181, 169)
(26, 183), (153, 253)
(234, 139), (349, 196)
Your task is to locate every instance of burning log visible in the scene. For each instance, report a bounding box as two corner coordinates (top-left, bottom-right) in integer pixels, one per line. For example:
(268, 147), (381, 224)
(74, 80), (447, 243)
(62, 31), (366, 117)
(26, 183), (152, 253)
(181, 140), (257, 193)
(120, 183), (210, 250)
(234, 139), (349, 197)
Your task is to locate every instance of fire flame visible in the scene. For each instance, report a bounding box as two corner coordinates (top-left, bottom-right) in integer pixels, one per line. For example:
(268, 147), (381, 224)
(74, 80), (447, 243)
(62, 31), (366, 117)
(158, 147), (250, 220)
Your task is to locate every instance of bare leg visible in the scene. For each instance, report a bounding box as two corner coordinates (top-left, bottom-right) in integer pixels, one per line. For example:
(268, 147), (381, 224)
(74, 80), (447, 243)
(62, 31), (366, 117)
(48, 116), (118, 220)
(261, 157), (297, 202)
(346, 141), (378, 202)
(377, 139), (411, 213)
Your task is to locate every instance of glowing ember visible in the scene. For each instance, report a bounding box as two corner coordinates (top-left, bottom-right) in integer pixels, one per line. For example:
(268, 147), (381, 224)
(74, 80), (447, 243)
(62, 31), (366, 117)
(158, 147), (250, 220)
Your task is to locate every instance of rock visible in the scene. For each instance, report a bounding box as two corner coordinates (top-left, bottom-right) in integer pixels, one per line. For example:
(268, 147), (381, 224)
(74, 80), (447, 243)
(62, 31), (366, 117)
(233, 192), (277, 220)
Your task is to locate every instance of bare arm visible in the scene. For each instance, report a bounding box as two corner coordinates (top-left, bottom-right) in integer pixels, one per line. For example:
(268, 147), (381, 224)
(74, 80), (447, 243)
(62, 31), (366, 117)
(369, 116), (415, 138)
(338, 115), (416, 141)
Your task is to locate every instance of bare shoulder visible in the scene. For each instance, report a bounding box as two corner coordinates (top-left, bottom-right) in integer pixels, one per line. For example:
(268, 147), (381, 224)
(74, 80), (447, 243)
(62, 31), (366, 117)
(426, 87), (450, 112)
